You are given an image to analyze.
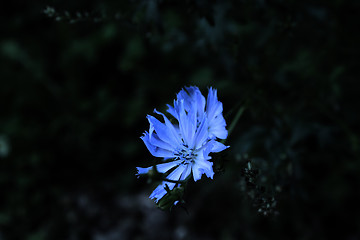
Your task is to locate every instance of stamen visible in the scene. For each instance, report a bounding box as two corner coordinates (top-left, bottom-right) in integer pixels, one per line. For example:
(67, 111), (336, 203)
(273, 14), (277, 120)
(174, 144), (197, 165)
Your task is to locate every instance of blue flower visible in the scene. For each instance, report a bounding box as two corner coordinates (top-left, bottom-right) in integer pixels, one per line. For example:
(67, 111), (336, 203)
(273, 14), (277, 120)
(137, 87), (229, 203)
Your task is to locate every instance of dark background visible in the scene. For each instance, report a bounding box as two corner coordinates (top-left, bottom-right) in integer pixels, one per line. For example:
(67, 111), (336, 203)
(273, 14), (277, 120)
(1, 0), (359, 239)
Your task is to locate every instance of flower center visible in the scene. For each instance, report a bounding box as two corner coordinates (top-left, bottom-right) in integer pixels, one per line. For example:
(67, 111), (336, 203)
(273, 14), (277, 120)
(174, 144), (197, 165)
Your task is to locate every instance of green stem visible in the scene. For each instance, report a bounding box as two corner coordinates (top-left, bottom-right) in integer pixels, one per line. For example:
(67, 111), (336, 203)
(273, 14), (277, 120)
(222, 105), (247, 144)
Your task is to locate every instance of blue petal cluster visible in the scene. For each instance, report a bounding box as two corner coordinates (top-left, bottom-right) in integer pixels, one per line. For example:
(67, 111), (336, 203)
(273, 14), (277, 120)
(137, 86), (229, 202)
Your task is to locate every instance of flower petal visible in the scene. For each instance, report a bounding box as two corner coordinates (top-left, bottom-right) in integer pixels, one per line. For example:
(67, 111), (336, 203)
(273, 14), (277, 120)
(191, 87), (206, 119)
(194, 116), (209, 149)
(149, 184), (169, 202)
(168, 86), (206, 121)
(209, 115), (228, 139)
(148, 131), (175, 152)
(150, 164), (186, 202)
(166, 101), (178, 119)
(180, 164), (192, 181)
(147, 115), (180, 148)
(136, 160), (183, 179)
(136, 166), (152, 177)
(192, 165), (202, 181)
(206, 87), (223, 122)
(181, 86), (206, 116)
(155, 160), (182, 173)
(210, 140), (229, 153)
(141, 132), (176, 158)
(178, 100), (196, 147)
(153, 109), (182, 146)
(195, 159), (214, 179)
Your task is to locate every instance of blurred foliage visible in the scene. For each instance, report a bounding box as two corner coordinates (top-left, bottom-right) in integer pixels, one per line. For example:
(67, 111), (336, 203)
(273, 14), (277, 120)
(0, 0), (359, 239)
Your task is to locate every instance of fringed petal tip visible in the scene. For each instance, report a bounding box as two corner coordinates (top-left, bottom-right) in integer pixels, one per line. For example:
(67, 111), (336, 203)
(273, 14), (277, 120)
(206, 171), (214, 179)
(139, 131), (148, 139)
(149, 185), (167, 203)
(136, 167), (151, 178)
(150, 195), (160, 203)
(209, 140), (229, 153)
